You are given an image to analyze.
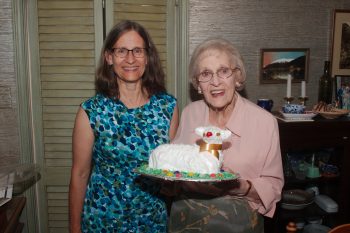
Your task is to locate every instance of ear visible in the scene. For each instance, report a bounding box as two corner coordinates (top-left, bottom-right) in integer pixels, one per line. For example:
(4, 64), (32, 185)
(195, 127), (205, 137)
(105, 51), (113, 65)
(221, 129), (232, 139)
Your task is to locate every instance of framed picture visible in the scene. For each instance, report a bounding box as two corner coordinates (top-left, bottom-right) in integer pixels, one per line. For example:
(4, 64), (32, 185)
(331, 10), (350, 77)
(335, 75), (350, 109)
(260, 48), (310, 84)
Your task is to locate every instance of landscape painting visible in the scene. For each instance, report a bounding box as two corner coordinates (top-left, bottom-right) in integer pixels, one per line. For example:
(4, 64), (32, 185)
(260, 48), (309, 84)
(331, 10), (350, 76)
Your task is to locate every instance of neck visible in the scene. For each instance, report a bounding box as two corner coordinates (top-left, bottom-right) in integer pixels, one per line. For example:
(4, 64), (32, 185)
(118, 82), (147, 108)
(209, 93), (237, 128)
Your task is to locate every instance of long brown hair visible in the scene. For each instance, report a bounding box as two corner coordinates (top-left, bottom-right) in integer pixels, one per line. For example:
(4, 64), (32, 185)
(95, 20), (166, 98)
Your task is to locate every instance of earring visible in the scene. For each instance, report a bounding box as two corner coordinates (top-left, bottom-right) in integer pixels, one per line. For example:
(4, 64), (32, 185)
(198, 88), (202, 94)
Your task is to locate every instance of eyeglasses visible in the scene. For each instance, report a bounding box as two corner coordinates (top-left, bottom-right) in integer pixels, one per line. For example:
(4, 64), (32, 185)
(112, 47), (146, 58)
(197, 67), (240, 83)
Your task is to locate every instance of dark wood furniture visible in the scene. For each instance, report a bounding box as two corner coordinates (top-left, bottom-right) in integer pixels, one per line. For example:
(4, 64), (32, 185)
(0, 197), (26, 233)
(265, 116), (350, 232)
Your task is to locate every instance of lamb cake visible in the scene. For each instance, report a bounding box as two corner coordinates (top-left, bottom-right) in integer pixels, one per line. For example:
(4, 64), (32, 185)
(136, 126), (238, 181)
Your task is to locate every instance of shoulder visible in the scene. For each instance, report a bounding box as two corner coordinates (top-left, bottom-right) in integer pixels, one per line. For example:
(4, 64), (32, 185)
(152, 92), (177, 106)
(151, 93), (177, 118)
(179, 100), (207, 124)
(81, 94), (110, 111)
(182, 100), (206, 115)
(240, 97), (277, 125)
(154, 92), (176, 102)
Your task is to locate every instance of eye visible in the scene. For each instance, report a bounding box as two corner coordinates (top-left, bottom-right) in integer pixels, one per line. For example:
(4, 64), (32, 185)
(218, 67), (230, 75)
(201, 70), (212, 78)
(116, 48), (127, 56)
(133, 47), (143, 55)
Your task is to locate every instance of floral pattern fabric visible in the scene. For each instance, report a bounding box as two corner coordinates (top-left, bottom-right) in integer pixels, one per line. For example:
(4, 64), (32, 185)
(80, 93), (176, 233)
(169, 195), (264, 233)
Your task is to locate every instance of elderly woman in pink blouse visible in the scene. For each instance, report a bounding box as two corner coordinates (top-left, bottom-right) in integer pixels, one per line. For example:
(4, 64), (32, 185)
(168, 38), (284, 233)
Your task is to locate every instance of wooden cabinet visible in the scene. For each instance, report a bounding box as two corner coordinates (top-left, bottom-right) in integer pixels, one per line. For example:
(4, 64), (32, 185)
(265, 116), (350, 232)
(0, 197), (25, 233)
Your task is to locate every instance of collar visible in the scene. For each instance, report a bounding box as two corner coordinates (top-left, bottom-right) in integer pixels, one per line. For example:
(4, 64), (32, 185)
(225, 93), (245, 137)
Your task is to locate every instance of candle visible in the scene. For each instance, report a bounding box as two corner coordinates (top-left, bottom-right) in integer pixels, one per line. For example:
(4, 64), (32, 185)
(286, 75), (292, 97)
(301, 81), (306, 97)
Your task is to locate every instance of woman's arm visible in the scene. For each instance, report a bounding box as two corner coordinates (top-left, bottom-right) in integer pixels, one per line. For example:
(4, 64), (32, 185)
(225, 179), (261, 203)
(69, 107), (94, 233)
(169, 104), (179, 140)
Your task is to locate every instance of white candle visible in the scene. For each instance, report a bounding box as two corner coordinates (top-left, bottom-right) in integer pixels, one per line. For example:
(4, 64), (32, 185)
(301, 81), (306, 97)
(286, 75), (292, 97)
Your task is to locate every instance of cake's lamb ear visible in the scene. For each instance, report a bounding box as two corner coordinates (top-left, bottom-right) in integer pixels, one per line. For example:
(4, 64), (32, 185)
(221, 129), (232, 140)
(195, 126), (206, 137)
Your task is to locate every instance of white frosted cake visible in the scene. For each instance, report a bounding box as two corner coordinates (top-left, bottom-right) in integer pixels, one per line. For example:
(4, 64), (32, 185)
(148, 126), (231, 174)
(149, 144), (220, 174)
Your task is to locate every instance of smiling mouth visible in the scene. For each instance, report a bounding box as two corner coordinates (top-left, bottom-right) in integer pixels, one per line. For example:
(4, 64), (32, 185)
(123, 66), (138, 71)
(210, 90), (225, 96)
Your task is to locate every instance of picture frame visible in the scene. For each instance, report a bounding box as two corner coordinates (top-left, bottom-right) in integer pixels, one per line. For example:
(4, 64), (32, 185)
(335, 75), (350, 109)
(331, 9), (350, 77)
(260, 48), (310, 84)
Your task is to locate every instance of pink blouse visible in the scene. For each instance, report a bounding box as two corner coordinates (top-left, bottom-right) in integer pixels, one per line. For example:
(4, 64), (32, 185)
(172, 94), (284, 217)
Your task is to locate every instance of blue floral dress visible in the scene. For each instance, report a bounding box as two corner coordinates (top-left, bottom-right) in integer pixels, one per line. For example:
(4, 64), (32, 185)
(80, 93), (176, 233)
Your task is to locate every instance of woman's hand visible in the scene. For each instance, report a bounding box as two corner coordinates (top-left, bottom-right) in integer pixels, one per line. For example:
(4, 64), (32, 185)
(178, 181), (227, 197)
(160, 180), (182, 196)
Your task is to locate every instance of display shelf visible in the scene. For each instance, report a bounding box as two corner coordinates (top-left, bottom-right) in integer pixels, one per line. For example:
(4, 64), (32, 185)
(265, 117), (350, 233)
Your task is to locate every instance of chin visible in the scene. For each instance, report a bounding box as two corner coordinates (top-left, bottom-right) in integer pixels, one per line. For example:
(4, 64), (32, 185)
(207, 102), (230, 111)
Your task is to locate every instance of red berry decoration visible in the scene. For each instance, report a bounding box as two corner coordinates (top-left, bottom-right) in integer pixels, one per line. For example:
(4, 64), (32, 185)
(206, 132), (213, 137)
(210, 173), (216, 178)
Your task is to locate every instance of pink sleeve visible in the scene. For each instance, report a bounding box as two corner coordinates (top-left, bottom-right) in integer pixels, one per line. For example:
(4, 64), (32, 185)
(249, 119), (284, 217)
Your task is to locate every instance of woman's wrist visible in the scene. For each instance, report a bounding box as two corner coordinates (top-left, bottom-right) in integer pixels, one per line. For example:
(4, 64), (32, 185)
(229, 180), (252, 197)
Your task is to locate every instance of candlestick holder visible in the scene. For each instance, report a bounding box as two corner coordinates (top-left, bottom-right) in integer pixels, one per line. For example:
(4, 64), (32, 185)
(298, 96), (309, 106)
(284, 97), (294, 104)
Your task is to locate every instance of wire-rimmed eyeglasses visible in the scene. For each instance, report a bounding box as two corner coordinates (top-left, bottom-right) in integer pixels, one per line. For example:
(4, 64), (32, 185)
(197, 67), (240, 83)
(112, 47), (146, 58)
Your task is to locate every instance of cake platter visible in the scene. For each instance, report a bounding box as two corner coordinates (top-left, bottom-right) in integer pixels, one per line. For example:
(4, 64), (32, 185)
(134, 164), (239, 182)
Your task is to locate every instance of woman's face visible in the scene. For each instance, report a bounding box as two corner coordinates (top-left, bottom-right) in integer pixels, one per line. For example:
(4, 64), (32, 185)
(197, 49), (239, 110)
(106, 30), (147, 83)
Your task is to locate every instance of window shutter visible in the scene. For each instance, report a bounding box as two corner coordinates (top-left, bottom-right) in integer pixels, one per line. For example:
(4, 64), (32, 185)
(38, 0), (95, 232)
(114, 0), (167, 72)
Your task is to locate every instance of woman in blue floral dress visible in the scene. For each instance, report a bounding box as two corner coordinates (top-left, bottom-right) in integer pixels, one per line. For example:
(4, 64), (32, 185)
(69, 20), (179, 233)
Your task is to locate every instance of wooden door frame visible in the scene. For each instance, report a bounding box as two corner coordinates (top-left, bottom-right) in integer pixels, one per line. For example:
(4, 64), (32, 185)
(13, 0), (45, 232)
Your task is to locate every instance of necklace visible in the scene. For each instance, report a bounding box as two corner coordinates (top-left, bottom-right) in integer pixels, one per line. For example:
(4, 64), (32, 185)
(120, 92), (148, 109)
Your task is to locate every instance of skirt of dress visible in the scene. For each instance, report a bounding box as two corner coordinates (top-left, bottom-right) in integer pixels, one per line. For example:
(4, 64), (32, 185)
(168, 195), (264, 233)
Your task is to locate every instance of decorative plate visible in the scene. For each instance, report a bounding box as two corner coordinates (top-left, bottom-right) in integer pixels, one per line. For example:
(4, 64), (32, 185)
(134, 164), (239, 182)
(315, 109), (350, 119)
(280, 189), (314, 210)
(280, 201), (314, 210)
(279, 111), (317, 121)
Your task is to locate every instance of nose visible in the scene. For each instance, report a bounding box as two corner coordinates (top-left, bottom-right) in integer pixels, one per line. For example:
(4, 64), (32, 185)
(125, 50), (136, 63)
(210, 73), (221, 85)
